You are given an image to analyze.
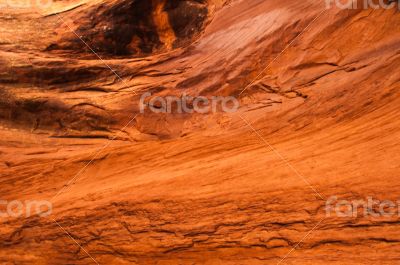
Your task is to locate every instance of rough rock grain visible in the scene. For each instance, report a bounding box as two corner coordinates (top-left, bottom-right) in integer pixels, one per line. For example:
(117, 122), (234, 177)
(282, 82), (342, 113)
(0, 0), (399, 264)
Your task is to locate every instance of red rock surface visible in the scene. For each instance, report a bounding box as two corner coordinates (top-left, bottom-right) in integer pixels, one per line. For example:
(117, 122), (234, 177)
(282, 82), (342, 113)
(0, 0), (399, 264)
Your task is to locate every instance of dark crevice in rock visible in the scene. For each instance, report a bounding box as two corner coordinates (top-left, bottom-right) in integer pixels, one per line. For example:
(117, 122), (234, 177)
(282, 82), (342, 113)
(47, 0), (209, 57)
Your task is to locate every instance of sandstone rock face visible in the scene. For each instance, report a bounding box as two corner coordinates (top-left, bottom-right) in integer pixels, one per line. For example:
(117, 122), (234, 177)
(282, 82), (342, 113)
(47, 0), (209, 56)
(0, 0), (399, 264)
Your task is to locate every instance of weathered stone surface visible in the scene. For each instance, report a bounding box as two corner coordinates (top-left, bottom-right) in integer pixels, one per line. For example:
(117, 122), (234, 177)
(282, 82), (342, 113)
(0, 0), (399, 264)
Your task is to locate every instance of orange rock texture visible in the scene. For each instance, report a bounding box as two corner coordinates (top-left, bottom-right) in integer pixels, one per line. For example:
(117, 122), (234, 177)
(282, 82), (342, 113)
(0, 0), (399, 264)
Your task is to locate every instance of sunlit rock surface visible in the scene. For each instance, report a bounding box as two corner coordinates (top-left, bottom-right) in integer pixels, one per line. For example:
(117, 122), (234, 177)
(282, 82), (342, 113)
(0, 0), (399, 264)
